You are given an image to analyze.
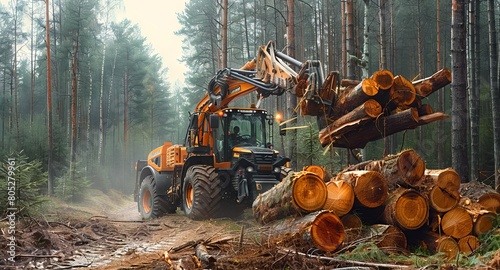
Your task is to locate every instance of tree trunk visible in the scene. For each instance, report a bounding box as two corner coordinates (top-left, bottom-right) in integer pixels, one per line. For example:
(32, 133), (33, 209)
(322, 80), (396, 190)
(441, 206), (473, 239)
(488, 0), (500, 188)
(382, 187), (428, 230)
(323, 180), (355, 217)
(70, 35), (80, 190)
(286, 0), (297, 170)
(345, 0), (355, 79)
(265, 210), (345, 252)
(221, 0), (228, 68)
(451, 0), (469, 183)
(46, 0), (54, 195)
(417, 168), (461, 212)
(252, 171), (327, 224)
(335, 170), (388, 208)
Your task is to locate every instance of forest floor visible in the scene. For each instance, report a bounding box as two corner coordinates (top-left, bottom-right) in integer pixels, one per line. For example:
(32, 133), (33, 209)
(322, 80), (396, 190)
(1, 189), (500, 269)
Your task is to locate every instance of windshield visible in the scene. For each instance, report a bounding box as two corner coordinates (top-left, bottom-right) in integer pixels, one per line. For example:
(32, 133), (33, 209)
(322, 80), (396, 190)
(214, 110), (268, 162)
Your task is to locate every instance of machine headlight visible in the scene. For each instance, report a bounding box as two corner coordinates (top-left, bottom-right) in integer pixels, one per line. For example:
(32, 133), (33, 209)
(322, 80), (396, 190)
(246, 166), (255, 173)
(274, 167), (281, 173)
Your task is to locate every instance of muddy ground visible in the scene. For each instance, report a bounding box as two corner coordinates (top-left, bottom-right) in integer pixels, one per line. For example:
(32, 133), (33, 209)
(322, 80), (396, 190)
(1, 189), (499, 269)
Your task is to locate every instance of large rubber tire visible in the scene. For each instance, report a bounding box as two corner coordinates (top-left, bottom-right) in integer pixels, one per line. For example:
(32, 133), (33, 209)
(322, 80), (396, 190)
(182, 165), (229, 220)
(138, 176), (176, 219)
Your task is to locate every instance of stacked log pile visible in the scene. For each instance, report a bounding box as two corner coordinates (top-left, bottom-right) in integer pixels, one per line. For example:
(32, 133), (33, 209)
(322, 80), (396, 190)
(252, 149), (500, 260)
(309, 68), (452, 148)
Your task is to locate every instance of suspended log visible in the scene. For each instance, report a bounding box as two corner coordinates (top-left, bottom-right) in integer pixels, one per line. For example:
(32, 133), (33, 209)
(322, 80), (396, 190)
(323, 180), (355, 216)
(343, 149), (425, 191)
(460, 181), (500, 213)
(441, 207), (473, 239)
(417, 103), (433, 116)
(457, 235), (480, 255)
(252, 171), (327, 224)
(319, 99), (382, 145)
(371, 69), (394, 90)
(389, 75), (416, 108)
(421, 233), (459, 260)
(340, 78), (361, 87)
(412, 68), (452, 98)
(303, 165), (331, 182)
(362, 224), (407, 254)
(267, 210), (345, 252)
(341, 214), (363, 242)
(382, 187), (429, 230)
(331, 78), (379, 118)
(335, 170), (388, 208)
(417, 168), (461, 212)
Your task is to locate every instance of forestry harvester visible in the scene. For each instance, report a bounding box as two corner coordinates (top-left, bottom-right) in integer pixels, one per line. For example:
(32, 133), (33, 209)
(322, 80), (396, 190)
(134, 41), (335, 220)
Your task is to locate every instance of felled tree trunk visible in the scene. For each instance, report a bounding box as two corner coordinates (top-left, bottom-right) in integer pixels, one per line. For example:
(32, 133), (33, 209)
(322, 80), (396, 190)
(382, 187), (429, 230)
(303, 165), (331, 181)
(420, 232), (459, 260)
(343, 149), (425, 191)
(335, 170), (388, 208)
(417, 168), (460, 212)
(458, 235), (480, 255)
(441, 206), (473, 239)
(331, 78), (379, 117)
(266, 210), (345, 252)
(361, 224), (407, 254)
(412, 68), (452, 99)
(386, 75), (416, 110)
(323, 180), (355, 216)
(460, 181), (500, 213)
(252, 171), (327, 224)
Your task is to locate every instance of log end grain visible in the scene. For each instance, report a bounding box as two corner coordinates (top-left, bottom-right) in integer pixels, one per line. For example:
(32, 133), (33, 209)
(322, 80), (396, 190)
(310, 211), (345, 252)
(442, 207), (473, 239)
(361, 77), (380, 96)
(429, 186), (459, 213)
(364, 99), (383, 118)
(436, 236), (459, 260)
(324, 180), (355, 216)
(340, 214), (363, 242)
(390, 75), (416, 106)
(458, 235), (480, 255)
(303, 165), (330, 182)
(434, 168), (461, 199)
(478, 193), (500, 213)
(369, 224), (408, 254)
(393, 189), (429, 230)
(473, 212), (496, 236)
(372, 69), (394, 90)
(397, 149), (426, 186)
(339, 170), (388, 208)
(292, 172), (328, 212)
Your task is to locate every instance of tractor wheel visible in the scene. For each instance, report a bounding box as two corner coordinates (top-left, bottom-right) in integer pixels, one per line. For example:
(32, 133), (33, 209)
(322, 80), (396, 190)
(182, 165), (229, 220)
(138, 176), (175, 219)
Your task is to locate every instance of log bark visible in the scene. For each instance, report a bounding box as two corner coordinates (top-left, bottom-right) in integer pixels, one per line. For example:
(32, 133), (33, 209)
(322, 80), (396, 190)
(340, 78), (361, 87)
(252, 171), (327, 224)
(412, 68), (452, 98)
(420, 232), (459, 260)
(266, 210), (345, 252)
(417, 168), (460, 212)
(323, 180), (355, 216)
(343, 149), (425, 191)
(362, 224), (407, 254)
(195, 244), (216, 268)
(457, 235), (480, 255)
(460, 181), (500, 213)
(335, 170), (388, 208)
(441, 206), (473, 239)
(382, 187), (429, 230)
(319, 99), (382, 145)
(331, 78), (379, 118)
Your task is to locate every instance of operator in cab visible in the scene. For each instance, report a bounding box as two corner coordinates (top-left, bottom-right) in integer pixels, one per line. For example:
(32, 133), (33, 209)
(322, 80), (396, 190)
(229, 126), (241, 147)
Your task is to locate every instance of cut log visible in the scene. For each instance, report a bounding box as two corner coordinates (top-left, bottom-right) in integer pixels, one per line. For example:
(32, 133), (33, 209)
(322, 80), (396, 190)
(412, 68), (452, 98)
(341, 214), (363, 242)
(473, 212), (496, 236)
(331, 78), (379, 118)
(303, 165), (331, 181)
(323, 180), (355, 216)
(340, 78), (361, 87)
(371, 69), (394, 90)
(417, 168), (460, 212)
(417, 103), (433, 116)
(362, 224), (407, 254)
(441, 207), (473, 239)
(267, 210), (345, 252)
(252, 171), (327, 224)
(458, 235), (480, 255)
(382, 187), (429, 230)
(343, 149), (425, 191)
(195, 244), (216, 268)
(319, 99), (382, 144)
(335, 170), (388, 208)
(389, 75), (416, 108)
(460, 181), (500, 213)
(421, 233), (459, 260)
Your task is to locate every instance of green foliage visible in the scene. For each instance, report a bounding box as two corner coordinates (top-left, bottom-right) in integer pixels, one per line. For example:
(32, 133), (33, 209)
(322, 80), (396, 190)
(54, 161), (91, 203)
(336, 242), (389, 263)
(0, 152), (47, 216)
